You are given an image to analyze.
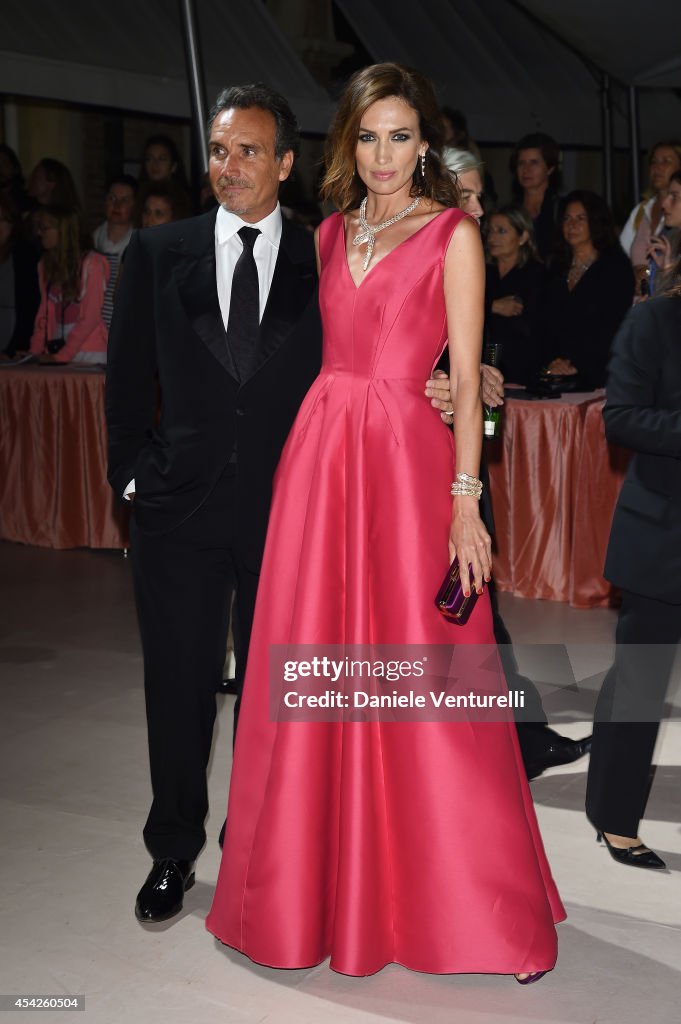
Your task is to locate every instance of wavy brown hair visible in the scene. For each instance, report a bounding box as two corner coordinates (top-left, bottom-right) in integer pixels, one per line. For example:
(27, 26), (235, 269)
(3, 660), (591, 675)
(39, 205), (93, 302)
(321, 63), (460, 212)
(31, 158), (81, 209)
(552, 190), (618, 274)
(664, 260), (681, 296)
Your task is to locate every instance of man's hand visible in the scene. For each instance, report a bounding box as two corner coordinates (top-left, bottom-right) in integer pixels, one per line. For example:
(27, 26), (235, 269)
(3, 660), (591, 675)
(427, 364), (506, 422)
(546, 357), (577, 376)
(425, 369), (454, 422)
(491, 295), (523, 317)
(481, 364), (504, 407)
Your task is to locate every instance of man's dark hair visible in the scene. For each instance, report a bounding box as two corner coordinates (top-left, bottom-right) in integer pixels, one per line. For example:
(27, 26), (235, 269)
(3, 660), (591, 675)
(106, 174), (138, 195)
(207, 84), (300, 160)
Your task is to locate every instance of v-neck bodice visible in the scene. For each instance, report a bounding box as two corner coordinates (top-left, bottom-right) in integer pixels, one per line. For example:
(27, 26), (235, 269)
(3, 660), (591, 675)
(318, 208), (466, 380)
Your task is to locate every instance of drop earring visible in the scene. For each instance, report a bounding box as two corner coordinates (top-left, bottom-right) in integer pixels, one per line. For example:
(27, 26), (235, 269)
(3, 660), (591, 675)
(420, 151), (426, 177)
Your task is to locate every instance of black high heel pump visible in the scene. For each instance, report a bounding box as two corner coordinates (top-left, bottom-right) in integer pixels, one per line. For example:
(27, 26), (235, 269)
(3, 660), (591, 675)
(596, 831), (666, 870)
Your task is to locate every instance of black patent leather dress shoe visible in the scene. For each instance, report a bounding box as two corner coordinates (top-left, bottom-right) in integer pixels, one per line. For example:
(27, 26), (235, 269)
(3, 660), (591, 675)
(597, 832), (666, 870)
(525, 729), (592, 780)
(135, 858), (195, 923)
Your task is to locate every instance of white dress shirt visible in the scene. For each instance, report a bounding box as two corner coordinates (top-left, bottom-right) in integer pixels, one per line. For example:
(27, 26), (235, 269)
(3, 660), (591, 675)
(215, 202), (282, 327)
(124, 203), (283, 499)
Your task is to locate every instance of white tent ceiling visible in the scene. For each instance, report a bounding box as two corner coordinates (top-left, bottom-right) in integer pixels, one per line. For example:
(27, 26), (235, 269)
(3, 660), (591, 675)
(519, 0), (681, 88)
(1, 1), (680, 145)
(335, 0), (681, 146)
(0, 0), (333, 133)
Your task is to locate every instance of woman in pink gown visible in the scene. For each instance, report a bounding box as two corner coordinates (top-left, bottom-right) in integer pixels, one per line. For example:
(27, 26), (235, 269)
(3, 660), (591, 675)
(206, 63), (565, 979)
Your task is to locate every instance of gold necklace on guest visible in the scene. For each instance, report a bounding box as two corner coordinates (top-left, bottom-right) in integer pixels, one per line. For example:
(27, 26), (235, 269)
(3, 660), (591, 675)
(352, 195), (421, 270)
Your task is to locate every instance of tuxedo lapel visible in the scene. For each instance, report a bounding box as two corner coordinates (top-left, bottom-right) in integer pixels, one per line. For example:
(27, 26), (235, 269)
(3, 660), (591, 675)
(172, 209), (239, 379)
(249, 219), (317, 380)
(172, 212), (316, 383)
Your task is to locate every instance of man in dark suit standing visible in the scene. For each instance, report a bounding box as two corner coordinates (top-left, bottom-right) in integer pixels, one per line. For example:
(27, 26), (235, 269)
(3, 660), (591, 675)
(106, 85), (321, 923)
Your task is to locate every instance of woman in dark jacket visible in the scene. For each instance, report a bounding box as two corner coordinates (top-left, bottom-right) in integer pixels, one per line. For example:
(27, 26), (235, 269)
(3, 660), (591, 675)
(509, 132), (561, 264)
(485, 205), (546, 385)
(542, 190), (634, 389)
(585, 265), (681, 870)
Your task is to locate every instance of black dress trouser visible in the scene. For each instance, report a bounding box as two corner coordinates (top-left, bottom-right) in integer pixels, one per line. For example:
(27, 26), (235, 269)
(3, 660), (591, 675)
(586, 589), (681, 838)
(130, 466), (259, 861)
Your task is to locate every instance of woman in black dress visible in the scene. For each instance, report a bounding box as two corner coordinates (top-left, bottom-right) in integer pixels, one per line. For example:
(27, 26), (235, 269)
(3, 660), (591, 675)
(485, 205), (546, 385)
(542, 190), (633, 389)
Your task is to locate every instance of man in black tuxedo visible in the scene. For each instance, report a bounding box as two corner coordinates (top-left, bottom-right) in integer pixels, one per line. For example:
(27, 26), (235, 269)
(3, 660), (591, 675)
(106, 85), (321, 922)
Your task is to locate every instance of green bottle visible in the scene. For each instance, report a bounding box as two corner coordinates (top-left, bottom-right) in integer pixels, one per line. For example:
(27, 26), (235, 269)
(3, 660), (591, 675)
(483, 342), (502, 440)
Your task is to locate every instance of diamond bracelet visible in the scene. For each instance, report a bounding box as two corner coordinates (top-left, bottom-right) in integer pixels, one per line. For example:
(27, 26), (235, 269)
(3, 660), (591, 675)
(450, 472), (483, 499)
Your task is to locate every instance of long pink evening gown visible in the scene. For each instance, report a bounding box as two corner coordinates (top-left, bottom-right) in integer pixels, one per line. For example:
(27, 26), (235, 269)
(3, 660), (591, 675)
(206, 208), (565, 976)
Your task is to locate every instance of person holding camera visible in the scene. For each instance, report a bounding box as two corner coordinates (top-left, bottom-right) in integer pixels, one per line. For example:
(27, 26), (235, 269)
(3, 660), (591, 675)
(29, 205), (108, 365)
(645, 169), (681, 296)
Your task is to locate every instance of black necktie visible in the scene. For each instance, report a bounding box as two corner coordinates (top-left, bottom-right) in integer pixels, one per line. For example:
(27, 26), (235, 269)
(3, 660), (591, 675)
(226, 226), (261, 381)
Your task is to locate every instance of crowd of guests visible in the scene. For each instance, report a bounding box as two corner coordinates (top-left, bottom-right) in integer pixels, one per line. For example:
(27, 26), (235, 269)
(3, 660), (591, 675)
(453, 130), (681, 391)
(0, 136), (200, 365)
(1, 124), (680, 374)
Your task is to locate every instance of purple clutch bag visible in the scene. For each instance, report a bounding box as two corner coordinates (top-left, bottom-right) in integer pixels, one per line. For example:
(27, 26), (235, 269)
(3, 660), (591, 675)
(435, 557), (482, 625)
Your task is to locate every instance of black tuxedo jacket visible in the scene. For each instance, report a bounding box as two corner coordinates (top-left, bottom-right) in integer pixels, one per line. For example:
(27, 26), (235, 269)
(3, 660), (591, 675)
(604, 296), (681, 603)
(105, 207), (321, 569)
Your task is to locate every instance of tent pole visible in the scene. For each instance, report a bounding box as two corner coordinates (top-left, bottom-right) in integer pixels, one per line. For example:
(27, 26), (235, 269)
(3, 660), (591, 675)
(628, 85), (641, 204)
(600, 72), (614, 207)
(179, 0), (208, 177)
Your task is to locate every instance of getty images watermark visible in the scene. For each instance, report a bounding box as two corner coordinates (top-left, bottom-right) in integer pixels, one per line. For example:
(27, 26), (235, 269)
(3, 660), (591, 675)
(270, 645), (522, 723)
(268, 644), (681, 723)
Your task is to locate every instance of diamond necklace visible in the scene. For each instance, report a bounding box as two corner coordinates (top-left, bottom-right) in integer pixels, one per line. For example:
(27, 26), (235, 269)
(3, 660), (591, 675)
(570, 255), (596, 273)
(352, 194), (422, 270)
(567, 254), (596, 289)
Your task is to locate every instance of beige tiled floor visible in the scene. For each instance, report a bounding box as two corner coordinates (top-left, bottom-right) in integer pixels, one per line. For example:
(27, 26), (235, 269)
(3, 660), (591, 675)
(0, 543), (679, 1023)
